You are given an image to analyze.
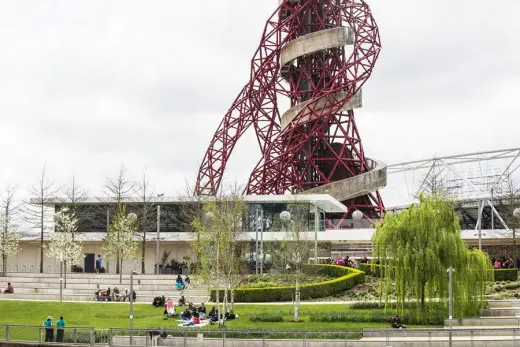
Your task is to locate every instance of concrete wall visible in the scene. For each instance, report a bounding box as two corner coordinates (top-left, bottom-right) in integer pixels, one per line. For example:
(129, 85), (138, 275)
(2, 241), (195, 274)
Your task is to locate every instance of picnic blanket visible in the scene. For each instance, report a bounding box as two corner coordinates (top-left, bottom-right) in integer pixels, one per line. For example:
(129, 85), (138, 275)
(177, 319), (211, 328)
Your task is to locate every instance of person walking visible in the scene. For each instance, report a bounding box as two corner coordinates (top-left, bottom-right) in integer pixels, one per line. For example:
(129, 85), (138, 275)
(95, 255), (102, 273)
(56, 316), (65, 342)
(43, 316), (54, 342)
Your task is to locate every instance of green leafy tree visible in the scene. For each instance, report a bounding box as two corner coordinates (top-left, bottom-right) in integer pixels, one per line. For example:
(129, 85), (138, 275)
(44, 207), (83, 273)
(279, 201), (313, 322)
(373, 194), (493, 321)
(191, 189), (246, 324)
(103, 205), (139, 283)
(0, 211), (20, 277)
(0, 184), (21, 277)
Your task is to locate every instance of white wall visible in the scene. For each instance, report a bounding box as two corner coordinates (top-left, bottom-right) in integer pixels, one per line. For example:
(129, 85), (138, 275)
(3, 241), (196, 274)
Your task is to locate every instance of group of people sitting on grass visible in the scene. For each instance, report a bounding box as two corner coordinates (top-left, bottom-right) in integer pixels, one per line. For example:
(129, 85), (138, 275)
(176, 275), (190, 290)
(95, 286), (136, 302)
(161, 296), (237, 326)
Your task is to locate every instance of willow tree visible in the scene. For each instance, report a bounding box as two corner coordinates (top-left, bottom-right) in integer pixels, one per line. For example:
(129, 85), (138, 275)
(373, 194), (492, 320)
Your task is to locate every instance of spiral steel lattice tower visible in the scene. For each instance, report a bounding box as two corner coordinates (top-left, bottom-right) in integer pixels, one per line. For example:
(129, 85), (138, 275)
(196, 0), (386, 227)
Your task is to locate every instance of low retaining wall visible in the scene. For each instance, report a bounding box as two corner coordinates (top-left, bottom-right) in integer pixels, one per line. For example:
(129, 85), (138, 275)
(111, 335), (520, 347)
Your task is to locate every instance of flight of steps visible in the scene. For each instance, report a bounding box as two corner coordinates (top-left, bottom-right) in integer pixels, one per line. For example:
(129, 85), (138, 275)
(0, 272), (209, 303)
(360, 300), (520, 346)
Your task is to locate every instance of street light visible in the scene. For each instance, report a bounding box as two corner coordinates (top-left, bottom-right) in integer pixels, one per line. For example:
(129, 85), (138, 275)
(352, 210), (363, 229)
(447, 266), (455, 347)
(129, 270), (138, 345)
(59, 253), (63, 303)
(156, 205), (161, 274)
(280, 211), (291, 223)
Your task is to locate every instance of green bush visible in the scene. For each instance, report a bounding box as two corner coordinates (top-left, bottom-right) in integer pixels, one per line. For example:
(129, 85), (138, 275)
(349, 302), (385, 310)
(249, 315), (284, 322)
(310, 309), (445, 325)
(210, 265), (365, 302)
(503, 282), (520, 290)
(358, 263), (381, 277)
(494, 269), (518, 282)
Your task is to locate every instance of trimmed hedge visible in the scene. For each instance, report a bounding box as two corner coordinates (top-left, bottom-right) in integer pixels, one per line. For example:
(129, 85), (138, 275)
(494, 268), (518, 282)
(210, 264), (365, 302)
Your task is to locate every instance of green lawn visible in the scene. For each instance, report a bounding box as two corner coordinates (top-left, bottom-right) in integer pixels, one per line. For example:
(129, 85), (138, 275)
(0, 301), (438, 334)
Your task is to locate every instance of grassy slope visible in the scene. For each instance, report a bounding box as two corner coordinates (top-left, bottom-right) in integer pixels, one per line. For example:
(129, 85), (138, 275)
(0, 301), (437, 333)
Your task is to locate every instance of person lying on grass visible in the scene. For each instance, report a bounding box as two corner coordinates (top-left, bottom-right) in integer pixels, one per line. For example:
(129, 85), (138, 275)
(391, 315), (407, 329)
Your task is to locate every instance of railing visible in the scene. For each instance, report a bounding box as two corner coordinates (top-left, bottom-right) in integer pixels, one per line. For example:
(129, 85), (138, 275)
(0, 325), (107, 345)
(3, 326), (520, 346)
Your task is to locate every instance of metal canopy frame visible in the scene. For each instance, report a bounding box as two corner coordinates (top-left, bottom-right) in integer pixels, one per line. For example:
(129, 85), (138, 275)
(386, 148), (520, 249)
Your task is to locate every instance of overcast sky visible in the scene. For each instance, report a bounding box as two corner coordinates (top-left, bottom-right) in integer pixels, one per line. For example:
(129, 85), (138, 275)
(0, 0), (518, 203)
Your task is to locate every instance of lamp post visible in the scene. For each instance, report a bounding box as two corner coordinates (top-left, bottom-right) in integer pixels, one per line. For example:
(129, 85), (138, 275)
(352, 210), (363, 229)
(156, 205), (161, 274)
(313, 206), (322, 264)
(129, 270), (137, 345)
(59, 253), (63, 303)
(254, 208), (260, 275)
(259, 208), (265, 275)
(447, 266), (455, 347)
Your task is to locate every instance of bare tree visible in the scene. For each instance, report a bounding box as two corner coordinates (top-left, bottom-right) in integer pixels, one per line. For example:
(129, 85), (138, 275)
(101, 165), (136, 274)
(103, 166), (135, 204)
(60, 172), (88, 285)
(0, 184), (21, 276)
(134, 171), (157, 274)
(26, 164), (58, 273)
(63, 172), (88, 212)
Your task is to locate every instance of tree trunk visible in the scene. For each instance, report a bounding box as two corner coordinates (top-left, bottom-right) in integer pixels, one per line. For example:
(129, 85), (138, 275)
(141, 234), (146, 274)
(231, 288), (235, 314)
(514, 228), (518, 267)
(223, 286), (229, 315)
(116, 251), (120, 274)
(421, 283), (426, 312)
(40, 200), (44, 274)
(119, 258), (123, 284)
(64, 260), (67, 288)
(2, 253), (6, 277)
(293, 276), (300, 322)
(40, 228), (44, 273)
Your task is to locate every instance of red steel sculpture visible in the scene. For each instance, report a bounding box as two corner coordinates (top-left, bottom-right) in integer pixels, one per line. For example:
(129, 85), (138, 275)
(195, 0), (387, 227)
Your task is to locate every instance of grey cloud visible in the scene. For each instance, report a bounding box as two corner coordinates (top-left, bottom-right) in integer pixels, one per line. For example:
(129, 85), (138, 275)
(0, 0), (517, 205)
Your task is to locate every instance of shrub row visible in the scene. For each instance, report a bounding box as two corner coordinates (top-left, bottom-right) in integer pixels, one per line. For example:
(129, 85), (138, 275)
(249, 315), (284, 322)
(210, 264), (365, 302)
(310, 309), (445, 325)
(358, 264), (518, 282)
(494, 269), (518, 282)
(358, 263), (381, 277)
